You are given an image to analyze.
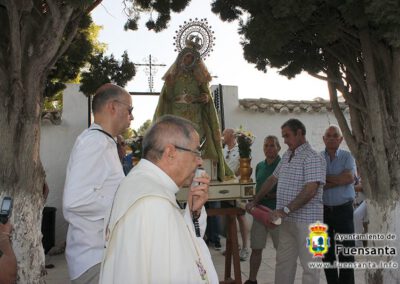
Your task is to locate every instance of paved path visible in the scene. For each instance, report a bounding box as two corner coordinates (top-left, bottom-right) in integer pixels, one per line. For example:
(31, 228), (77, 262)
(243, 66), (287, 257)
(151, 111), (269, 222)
(45, 233), (365, 283)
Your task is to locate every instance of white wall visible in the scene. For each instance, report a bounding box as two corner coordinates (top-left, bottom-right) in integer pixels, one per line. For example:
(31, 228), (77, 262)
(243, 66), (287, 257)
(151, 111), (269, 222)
(221, 85), (350, 175)
(40, 84), (88, 244)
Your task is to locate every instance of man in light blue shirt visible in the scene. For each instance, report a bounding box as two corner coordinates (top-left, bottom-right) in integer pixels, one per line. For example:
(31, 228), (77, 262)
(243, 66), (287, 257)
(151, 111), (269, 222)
(322, 125), (356, 284)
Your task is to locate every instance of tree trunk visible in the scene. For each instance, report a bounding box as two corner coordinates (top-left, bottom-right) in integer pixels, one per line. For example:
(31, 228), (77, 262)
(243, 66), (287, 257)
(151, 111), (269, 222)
(0, 78), (47, 283)
(326, 27), (400, 283)
(1, 2), (86, 282)
(366, 201), (400, 283)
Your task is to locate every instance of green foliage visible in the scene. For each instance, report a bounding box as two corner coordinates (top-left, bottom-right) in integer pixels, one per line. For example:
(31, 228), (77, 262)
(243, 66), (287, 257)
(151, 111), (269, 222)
(122, 128), (135, 140)
(124, 19), (139, 30)
(211, 0), (243, 22)
(79, 51), (136, 96)
(44, 14), (106, 111)
(68, 0), (94, 9)
(123, 0), (191, 32)
(43, 93), (63, 112)
(211, 0), (400, 77)
(137, 119), (152, 136)
(45, 14), (92, 99)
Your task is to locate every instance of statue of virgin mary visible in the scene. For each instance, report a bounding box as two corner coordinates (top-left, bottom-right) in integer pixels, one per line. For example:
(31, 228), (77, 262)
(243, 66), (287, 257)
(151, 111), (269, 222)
(153, 37), (233, 180)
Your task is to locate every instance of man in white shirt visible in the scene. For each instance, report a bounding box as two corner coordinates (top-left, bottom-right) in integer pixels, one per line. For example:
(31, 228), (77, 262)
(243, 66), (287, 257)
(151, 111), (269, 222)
(63, 83), (133, 284)
(100, 115), (218, 284)
(223, 128), (240, 176)
(222, 128), (249, 261)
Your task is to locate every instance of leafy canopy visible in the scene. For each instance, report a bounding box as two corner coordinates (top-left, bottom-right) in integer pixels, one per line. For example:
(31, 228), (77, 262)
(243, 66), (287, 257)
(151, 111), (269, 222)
(79, 51), (136, 96)
(43, 14), (106, 111)
(123, 0), (191, 32)
(211, 0), (400, 78)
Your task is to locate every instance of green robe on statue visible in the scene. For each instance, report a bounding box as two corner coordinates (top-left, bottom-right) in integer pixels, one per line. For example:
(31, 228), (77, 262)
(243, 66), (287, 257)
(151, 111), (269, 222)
(154, 72), (233, 181)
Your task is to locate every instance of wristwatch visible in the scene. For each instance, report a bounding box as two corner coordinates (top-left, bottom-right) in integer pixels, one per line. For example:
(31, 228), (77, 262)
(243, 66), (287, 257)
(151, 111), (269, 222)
(283, 206), (291, 215)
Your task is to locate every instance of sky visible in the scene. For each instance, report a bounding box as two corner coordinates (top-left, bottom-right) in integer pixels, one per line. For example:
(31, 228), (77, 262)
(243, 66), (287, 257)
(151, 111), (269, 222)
(91, 0), (329, 129)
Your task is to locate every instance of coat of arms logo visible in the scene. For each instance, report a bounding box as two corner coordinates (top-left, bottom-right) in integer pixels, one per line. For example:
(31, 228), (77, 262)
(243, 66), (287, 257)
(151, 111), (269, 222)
(306, 222), (330, 257)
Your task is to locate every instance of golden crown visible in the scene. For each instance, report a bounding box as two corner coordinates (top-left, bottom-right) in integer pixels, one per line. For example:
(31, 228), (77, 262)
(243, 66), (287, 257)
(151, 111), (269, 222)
(309, 222), (328, 233)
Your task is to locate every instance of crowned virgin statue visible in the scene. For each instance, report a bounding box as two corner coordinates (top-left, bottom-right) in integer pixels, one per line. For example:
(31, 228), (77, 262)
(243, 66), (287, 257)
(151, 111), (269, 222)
(153, 35), (233, 180)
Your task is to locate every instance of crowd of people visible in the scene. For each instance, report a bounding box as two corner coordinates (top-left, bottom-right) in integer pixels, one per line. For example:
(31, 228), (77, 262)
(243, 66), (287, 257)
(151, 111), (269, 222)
(1, 37), (366, 284)
(243, 121), (364, 284)
(57, 84), (364, 284)
(0, 80), (366, 284)
(58, 38), (365, 284)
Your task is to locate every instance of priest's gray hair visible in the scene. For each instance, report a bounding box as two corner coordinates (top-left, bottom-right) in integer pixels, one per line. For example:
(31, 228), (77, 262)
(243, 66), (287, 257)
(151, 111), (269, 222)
(143, 115), (196, 162)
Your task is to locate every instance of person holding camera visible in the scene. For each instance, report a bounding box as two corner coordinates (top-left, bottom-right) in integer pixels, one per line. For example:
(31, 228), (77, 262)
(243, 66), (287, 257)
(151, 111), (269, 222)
(0, 220), (17, 284)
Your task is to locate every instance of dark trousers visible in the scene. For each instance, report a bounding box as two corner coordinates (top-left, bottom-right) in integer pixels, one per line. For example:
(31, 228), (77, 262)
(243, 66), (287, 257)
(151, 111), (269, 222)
(205, 201), (221, 244)
(323, 201), (355, 284)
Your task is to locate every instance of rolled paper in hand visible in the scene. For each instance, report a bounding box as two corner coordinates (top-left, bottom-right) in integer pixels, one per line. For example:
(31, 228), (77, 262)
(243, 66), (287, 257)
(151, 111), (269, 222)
(249, 205), (279, 229)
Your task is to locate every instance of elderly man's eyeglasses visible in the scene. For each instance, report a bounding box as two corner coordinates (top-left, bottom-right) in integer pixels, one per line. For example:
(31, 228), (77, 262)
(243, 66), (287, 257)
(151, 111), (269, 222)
(114, 100), (133, 115)
(174, 145), (202, 158)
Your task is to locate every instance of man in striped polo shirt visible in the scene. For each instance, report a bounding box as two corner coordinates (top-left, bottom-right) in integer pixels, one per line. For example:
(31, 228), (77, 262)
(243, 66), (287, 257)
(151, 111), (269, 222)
(247, 118), (326, 284)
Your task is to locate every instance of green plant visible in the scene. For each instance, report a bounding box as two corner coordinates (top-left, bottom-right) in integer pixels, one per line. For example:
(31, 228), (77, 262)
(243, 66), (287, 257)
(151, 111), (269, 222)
(235, 127), (255, 158)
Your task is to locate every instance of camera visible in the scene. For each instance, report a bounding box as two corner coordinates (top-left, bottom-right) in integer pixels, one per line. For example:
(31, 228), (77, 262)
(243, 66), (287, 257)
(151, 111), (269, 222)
(0, 197), (13, 224)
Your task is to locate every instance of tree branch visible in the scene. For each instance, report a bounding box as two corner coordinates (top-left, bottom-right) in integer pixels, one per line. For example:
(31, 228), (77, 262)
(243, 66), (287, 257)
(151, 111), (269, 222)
(31, 5), (74, 69)
(389, 48), (400, 130)
(47, 13), (83, 70)
(45, 0), (61, 25)
(309, 71), (367, 113)
(339, 28), (361, 51)
(0, 63), (7, 89)
(328, 80), (358, 153)
(348, 107), (367, 149)
(308, 72), (329, 82)
(335, 76), (367, 113)
(325, 46), (367, 96)
(359, 26), (391, 198)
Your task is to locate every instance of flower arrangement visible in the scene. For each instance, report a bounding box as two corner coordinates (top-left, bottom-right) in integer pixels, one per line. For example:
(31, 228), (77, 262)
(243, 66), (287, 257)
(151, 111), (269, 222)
(235, 126), (255, 159)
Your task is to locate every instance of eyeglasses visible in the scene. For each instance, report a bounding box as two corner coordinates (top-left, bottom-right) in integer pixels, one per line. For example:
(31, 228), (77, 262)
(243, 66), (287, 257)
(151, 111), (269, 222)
(174, 145), (202, 158)
(114, 100), (133, 115)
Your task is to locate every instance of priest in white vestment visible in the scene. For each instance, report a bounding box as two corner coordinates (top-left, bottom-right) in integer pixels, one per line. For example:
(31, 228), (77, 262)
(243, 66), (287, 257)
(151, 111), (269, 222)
(100, 115), (218, 284)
